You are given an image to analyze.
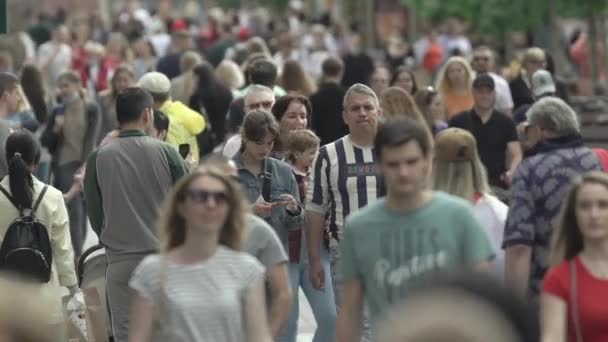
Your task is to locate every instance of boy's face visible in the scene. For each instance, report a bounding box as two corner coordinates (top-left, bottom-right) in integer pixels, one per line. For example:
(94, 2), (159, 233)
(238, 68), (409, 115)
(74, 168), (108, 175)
(295, 146), (318, 168)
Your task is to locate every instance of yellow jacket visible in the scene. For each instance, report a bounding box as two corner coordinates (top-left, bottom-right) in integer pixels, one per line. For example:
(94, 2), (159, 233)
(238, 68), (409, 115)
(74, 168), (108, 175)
(159, 99), (206, 162)
(0, 177), (77, 323)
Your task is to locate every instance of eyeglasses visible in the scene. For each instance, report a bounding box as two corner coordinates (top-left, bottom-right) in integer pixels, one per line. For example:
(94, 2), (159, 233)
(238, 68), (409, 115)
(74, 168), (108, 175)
(186, 189), (228, 205)
(247, 101), (274, 111)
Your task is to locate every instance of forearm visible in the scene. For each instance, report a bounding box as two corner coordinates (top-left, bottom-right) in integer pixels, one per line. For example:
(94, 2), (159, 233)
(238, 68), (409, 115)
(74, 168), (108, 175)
(268, 288), (292, 337)
(505, 245), (532, 298)
(306, 211), (325, 264)
(507, 148), (522, 173)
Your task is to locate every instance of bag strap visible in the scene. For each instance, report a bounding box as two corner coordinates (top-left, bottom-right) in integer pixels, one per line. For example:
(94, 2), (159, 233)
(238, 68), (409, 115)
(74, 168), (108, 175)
(570, 259), (584, 342)
(261, 158), (273, 202)
(0, 184), (23, 216)
(31, 185), (48, 218)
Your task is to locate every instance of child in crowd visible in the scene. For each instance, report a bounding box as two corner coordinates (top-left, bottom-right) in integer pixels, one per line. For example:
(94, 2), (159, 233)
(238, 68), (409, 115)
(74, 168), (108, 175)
(285, 129), (320, 206)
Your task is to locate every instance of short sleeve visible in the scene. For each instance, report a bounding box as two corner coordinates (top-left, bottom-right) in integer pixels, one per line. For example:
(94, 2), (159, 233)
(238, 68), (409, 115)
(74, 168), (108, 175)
(458, 205), (495, 263)
(306, 147), (330, 214)
(542, 263), (569, 301)
(340, 220), (361, 282)
(240, 255), (265, 292)
(129, 255), (162, 304)
(504, 117), (519, 142)
(249, 217), (288, 267)
(503, 163), (536, 248)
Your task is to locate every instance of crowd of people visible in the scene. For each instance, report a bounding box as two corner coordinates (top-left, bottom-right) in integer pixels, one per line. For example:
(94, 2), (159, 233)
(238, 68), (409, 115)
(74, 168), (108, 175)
(0, 1), (606, 342)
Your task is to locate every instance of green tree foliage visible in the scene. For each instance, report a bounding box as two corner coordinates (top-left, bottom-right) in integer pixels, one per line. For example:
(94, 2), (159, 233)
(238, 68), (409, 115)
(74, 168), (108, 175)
(401, 0), (606, 37)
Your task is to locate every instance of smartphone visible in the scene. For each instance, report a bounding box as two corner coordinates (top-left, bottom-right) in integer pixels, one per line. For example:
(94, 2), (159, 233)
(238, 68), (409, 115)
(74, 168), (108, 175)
(178, 144), (191, 159)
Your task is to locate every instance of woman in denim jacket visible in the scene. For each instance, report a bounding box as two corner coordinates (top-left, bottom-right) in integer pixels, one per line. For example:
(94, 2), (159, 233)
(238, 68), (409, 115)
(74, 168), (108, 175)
(233, 110), (304, 340)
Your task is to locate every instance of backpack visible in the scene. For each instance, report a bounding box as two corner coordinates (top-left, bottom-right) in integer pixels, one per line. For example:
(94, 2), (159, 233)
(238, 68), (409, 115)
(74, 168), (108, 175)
(0, 184), (52, 283)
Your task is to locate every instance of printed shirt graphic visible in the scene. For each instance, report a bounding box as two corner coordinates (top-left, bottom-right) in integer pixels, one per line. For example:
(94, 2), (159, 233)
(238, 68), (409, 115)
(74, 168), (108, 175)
(503, 146), (601, 301)
(340, 193), (494, 324)
(306, 135), (384, 240)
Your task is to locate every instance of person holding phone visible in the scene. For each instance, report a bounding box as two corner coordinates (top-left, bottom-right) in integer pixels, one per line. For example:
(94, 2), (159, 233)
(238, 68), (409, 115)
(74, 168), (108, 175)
(232, 110), (304, 340)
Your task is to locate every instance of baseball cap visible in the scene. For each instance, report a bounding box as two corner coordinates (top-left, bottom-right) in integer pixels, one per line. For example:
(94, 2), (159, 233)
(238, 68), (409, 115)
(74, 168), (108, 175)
(472, 73), (495, 90)
(531, 70), (556, 97)
(434, 128), (478, 162)
(137, 72), (171, 94)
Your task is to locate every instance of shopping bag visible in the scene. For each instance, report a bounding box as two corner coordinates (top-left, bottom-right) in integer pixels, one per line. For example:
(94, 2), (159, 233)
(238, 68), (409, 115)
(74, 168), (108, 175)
(63, 292), (88, 342)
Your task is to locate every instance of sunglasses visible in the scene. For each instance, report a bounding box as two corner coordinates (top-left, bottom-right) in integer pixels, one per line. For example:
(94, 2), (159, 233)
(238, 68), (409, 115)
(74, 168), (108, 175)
(186, 189), (228, 204)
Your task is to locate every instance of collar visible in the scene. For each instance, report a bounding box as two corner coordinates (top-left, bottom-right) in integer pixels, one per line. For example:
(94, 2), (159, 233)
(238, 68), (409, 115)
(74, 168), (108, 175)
(528, 133), (584, 156)
(118, 129), (147, 138)
(233, 151), (266, 172)
(471, 109), (497, 124)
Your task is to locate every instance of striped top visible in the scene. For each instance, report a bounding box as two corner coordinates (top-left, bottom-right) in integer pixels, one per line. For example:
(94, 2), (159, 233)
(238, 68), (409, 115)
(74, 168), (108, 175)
(306, 135), (384, 240)
(129, 247), (264, 342)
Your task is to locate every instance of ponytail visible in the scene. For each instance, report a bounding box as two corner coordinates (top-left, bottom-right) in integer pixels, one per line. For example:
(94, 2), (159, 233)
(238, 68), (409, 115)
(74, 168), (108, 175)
(7, 152), (34, 209)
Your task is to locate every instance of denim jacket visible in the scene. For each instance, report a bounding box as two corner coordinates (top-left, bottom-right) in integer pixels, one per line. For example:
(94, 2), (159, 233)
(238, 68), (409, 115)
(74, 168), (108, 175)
(233, 152), (305, 249)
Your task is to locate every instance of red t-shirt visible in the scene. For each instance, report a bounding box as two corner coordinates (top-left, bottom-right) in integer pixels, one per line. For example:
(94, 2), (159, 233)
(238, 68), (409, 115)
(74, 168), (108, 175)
(542, 256), (608, 342)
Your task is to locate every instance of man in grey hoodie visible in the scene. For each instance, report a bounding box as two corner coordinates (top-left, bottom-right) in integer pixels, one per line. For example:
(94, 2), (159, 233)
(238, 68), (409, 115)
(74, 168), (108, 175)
(0, 72), (21, 179)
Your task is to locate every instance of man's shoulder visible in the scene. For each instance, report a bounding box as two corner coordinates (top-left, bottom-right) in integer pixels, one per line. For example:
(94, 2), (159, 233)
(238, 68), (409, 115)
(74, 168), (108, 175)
(431, 191), (472, 212)
(449, 110), (473, 123)
(345, 199), (386, 228)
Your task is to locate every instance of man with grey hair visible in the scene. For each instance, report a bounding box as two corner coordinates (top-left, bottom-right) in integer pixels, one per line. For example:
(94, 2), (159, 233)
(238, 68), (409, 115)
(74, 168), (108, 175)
(503, 97), (602, 310)
(222, 84), (276, 157)
(307, 83), (384, 341)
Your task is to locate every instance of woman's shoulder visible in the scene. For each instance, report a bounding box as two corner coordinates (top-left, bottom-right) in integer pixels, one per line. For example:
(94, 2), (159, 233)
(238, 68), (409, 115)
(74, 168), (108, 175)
(32, 178), (63, 202)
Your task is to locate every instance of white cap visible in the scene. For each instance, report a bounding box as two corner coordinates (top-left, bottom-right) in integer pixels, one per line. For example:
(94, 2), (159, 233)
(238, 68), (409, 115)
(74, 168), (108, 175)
(137, 72), (171, 94)
(531, 70), (556, 97)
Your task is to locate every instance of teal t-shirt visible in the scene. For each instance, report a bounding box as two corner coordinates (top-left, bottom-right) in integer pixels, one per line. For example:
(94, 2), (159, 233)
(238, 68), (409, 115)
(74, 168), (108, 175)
(340, 192), (494, 325)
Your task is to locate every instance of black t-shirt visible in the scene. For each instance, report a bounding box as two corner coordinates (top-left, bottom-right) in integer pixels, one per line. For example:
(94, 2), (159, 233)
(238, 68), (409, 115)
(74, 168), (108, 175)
(449, 110), (519, 187)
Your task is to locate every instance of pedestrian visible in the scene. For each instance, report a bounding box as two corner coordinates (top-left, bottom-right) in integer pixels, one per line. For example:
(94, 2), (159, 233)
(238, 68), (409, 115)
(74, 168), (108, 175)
(232, 110), (304, 339)
(0, 130), (80, 341)
(282, 129), (337, 341)
(306, 83), (385, 341)
(41, 70), (100, 257)
(336, 119), (494, 341)
(369, 66), (391, 97)
(137, 71), (206, 163)
(270, 94), (310, 159)
(84, 87), (188, 342)
(432, 128), (508, 279)
(223, 85), (276, 158)
(471, 46), (514, 116)
(435, 56), (474, 118)
(449, 73), (522, 193)
(390, 66), (418, 96)
(128, 167), (272, 342)
(97, 64), (135, 145)
(414, 86), (448, 136)
(379, 87), (429, 138)
(541, 171), (608, 342)
(205, 155), (292, 340)
(309, 56), (348, 146)
(504, 97), (603, 311)
(0, 72), (21, 179)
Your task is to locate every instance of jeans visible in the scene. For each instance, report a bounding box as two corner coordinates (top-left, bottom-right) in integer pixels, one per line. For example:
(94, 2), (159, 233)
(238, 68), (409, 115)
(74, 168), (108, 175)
(54, 161), (86, 256)
(278, 247), (337, 342)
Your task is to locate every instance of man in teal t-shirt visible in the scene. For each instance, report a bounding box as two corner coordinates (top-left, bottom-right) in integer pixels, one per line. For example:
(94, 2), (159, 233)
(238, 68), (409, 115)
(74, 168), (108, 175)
(336, 120), (494, 342)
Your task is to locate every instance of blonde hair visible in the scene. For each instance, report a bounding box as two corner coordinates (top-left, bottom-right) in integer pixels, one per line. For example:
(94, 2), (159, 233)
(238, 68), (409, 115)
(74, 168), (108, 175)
(522, 47), (546, 64)
(216, 60), (245, 90)
(550, 172), (608, 265)
(16, 85), (31, 112)
(285, 129), (320, 164)
(432, 151), (492, 202)
(435, 56), (474, 94)
(159, 167), (247, 252)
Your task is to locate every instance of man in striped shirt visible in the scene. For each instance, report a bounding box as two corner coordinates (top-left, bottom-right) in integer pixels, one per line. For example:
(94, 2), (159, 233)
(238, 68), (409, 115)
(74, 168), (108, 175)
(306, 83), (384, 340)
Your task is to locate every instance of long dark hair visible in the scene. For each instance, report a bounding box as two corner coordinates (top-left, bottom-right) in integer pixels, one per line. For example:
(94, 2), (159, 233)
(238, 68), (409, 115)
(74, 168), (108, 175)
(20, 64), (48, 124)
(5, 130), (41, 209)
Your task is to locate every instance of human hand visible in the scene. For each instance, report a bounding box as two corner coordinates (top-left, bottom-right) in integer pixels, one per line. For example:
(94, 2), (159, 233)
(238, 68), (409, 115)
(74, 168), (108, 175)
(309, 259), (325, 290)
(277, 194), (299, 213)
(252, 201), (273, 218)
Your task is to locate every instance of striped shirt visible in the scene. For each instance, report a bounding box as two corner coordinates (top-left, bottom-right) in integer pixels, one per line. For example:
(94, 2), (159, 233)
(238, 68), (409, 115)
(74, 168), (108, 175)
(306, 135), (384, 240)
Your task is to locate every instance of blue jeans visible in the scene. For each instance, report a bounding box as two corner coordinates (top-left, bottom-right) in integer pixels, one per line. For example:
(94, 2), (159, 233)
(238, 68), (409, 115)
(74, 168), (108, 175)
(278, 248), (336, 342)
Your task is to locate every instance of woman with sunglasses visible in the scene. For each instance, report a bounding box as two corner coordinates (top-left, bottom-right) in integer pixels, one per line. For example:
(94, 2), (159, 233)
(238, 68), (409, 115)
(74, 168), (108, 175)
(232, 110), (305, 342)
(541, 172), (608, 342)
(128, 167), (272, 342)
